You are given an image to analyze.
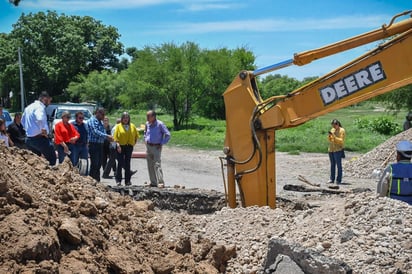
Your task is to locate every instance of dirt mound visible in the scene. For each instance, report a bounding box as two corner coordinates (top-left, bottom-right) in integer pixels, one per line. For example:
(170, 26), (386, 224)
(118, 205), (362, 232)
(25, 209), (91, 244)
(0, 146), (235, 273)
(1, 128), (412, 273)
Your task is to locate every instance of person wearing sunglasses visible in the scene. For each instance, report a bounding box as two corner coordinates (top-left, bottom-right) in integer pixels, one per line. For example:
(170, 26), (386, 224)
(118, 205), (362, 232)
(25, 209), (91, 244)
(54, 111), (80, 164)
(71, 111), (89, 173)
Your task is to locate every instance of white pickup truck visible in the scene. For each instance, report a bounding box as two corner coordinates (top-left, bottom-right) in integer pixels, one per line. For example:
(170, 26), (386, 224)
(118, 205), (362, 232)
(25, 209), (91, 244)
(47, 104), (93, 138)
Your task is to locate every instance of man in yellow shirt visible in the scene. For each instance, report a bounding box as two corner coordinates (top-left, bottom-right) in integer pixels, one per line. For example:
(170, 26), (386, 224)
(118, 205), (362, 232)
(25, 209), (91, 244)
(113, 112), (139, 186)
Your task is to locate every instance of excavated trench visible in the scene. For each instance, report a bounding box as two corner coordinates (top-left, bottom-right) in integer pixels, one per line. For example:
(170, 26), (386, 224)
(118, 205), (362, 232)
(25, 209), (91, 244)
(108, 185), (227, 214)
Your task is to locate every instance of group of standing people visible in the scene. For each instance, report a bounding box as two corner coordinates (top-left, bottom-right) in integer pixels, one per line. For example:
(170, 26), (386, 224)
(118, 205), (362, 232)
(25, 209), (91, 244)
(19, 92), (90, 170)
(86, 109), (171, 187)
(0, 91), (171, 188)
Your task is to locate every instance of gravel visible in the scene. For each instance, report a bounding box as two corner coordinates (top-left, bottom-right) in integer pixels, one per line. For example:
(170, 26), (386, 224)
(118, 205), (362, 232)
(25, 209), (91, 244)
(149, 129), (412, 273)
(152, 192), (412, 273)
(344, 128), (412, 179)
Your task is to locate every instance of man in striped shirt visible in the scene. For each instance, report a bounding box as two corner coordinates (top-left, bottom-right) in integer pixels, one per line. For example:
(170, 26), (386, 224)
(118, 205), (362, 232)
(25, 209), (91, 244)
(87, 107), (114, 182)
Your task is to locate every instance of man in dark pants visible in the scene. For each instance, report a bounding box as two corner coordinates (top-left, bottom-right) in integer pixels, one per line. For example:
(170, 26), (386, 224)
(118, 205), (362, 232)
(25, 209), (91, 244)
(87, 107), (113, 182)
(103, 118), (120, 179)
(21, 91), (56, 166)
(144, 110), (171, 187)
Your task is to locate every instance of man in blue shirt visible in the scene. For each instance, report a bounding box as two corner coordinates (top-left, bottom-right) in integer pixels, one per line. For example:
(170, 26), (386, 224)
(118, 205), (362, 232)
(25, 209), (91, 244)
(71, 111), (89, 175)
(144, 110), (171, 187)
(377, 140), (412, 205)
(21, 91), (56, 166)
(87, 107), (113, 182)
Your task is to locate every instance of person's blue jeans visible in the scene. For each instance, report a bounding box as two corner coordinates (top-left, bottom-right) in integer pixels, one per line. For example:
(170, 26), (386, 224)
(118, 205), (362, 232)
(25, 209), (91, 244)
(329, 150), (344, 183)
(57, 143), (75, 164)
(89, 142), (103, 182)
(71, 144), (88, 167)
(26, 136), (57, 166)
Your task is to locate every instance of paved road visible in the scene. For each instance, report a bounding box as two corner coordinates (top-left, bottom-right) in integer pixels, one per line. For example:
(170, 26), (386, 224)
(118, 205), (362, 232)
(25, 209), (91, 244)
(100, 143), (225, 192)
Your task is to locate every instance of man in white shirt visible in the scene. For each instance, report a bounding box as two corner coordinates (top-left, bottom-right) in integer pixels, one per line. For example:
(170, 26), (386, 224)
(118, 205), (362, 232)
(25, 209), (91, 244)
(22, 91), (56, 166)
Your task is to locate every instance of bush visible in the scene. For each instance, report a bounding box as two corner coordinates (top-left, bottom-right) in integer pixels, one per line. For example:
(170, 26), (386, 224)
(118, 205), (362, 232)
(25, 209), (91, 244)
(370, 116), (400, 135)
(355, 116), (400, 135)
(354, 118), (371, 129)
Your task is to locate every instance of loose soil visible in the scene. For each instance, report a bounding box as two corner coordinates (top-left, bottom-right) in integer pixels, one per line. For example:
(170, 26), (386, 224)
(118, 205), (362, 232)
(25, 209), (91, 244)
(1, 129), (411, 273)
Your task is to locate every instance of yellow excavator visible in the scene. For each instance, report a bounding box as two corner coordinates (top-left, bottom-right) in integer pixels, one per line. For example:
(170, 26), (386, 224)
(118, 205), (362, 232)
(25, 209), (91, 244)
(222, 11), (412, 208)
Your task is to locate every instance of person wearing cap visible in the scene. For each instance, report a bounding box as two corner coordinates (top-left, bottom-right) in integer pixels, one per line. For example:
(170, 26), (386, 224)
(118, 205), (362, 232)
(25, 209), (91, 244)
(377, 140), (412, 205)
(54, 111), (80, 164)
(21, 91), (57, 166)
(327, 119), (346, 185)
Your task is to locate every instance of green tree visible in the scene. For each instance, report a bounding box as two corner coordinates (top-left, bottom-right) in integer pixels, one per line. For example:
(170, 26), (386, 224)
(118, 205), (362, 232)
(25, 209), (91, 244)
(378, 84), (412, 112)
(122, 42), (205, 130)
(121, 44), (256, 127)
(0, 11), (123, 103)
(67, 70), (123, 112)
(260, 74), (301, 99)
(195, 47), (256, 119)
(0, 33), (20, 108)
(118, 46), (161, 112)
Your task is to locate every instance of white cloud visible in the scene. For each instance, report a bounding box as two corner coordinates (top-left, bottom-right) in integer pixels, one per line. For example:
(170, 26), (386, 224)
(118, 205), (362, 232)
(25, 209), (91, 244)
(146, 15), (389, 34)
(21, 0), (240, 11)
(183, 1), (243, 12)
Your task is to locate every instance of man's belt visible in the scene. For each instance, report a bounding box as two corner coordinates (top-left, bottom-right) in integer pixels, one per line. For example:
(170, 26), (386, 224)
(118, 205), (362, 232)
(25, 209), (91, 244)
(28, 133), (46, 138)
(147, 143), (161, 146)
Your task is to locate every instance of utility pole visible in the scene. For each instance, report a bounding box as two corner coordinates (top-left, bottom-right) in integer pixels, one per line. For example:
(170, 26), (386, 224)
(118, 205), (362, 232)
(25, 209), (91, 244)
(18, 47), (25, 112)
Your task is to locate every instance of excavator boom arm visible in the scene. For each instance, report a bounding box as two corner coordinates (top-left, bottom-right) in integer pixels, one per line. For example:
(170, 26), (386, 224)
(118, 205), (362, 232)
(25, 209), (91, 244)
(254, 11), (412, 76)
(293, 11), (412, 66)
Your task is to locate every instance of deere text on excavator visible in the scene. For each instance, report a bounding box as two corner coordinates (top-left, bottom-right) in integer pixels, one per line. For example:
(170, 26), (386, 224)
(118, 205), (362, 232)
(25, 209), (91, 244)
(222, 11), (412, 208)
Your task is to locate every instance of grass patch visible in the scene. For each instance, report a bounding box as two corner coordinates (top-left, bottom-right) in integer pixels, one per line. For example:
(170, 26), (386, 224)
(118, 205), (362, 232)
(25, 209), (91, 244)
(107, 103), (406, 154)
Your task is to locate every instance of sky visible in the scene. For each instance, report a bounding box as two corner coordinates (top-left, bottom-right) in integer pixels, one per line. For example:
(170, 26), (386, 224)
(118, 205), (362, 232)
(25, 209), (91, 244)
(0, 0), (411, 80)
